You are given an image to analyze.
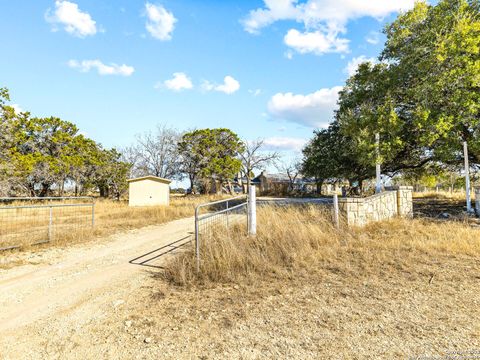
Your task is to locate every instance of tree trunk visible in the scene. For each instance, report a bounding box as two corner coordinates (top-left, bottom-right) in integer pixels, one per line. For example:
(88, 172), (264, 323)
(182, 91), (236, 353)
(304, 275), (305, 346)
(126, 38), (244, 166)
(316, 179), (324, 195)
(189, 176), (195, 194)
(99, 185), (109, 198)
(39, 183), (50, 197)
(59, 180), (65, 197)
(227, 180), (234, 195)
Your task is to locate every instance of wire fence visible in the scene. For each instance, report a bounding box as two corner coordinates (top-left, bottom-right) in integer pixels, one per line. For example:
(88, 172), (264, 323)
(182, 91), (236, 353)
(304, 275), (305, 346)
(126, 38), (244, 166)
(0, 197), (95, 251)
(194, 195), (249, 269)
(193, 192), (338, 271)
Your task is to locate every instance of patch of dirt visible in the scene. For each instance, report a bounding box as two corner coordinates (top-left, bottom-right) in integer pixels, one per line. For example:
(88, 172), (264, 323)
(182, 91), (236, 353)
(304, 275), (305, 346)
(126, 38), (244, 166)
(0, 217), (194, 359)
(2, 231), (479, 359)
(414, 197), (480, 226)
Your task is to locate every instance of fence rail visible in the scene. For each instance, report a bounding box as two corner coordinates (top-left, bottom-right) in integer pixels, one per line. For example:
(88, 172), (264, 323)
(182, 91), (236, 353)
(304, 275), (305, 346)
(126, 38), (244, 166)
(194, 191), (340, 271)
(0, 197), (95, 251)
(0, 196), (93, 201)
(194, 194), (250, 271)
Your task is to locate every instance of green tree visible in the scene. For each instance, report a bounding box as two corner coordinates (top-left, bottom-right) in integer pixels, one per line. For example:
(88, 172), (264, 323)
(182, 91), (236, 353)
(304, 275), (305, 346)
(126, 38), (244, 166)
(178, 128), (243, 194)
(302, 123), (375, 193)
(336, 0), (480, 178)
(92, 148), (131, 199)
(10, 116), (79, 196)
(0, 86), (130, 198)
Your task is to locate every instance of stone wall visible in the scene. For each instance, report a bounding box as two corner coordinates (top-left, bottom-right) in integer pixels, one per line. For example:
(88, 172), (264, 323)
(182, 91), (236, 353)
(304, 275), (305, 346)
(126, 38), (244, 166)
(338, 186), (413, 226)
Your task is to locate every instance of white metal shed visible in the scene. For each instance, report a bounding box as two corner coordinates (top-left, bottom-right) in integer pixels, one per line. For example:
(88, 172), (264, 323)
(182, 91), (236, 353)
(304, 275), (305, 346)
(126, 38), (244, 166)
(127, 176), (171, 207)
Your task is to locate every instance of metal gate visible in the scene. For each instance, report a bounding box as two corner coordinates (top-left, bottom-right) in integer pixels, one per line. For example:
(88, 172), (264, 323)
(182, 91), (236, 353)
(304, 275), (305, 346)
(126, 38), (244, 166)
(194, 195), (249, 269)
(0, 197), (95, 251)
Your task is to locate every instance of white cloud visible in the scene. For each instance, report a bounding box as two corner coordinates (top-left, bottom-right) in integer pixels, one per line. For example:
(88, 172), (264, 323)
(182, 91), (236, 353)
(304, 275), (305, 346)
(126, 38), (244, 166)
(242, 0), (415, 55)
(243, 0), (415, 33)
(11, 104), (24, 114)
(263, 137), (308, 152)
(163, 72), (193, 91)
(216, 76), (240, 94)
(344, 55), (377, 77)
(202, 76), (240, 94)
(267, 86), (342, 128)
(242, 0), (301, 34)
(68, 59), (135, 76)
(284, 50), (294, 60)
(249, 89), (262, 96)
(145, 3), (176, 41)
(45, 0), (97, 37)
(366, 31), (381, 45)
(284, 29), (349, 55)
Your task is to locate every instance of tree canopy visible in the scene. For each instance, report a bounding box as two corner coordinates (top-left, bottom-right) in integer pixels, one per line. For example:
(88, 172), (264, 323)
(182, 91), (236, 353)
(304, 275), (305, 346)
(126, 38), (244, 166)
(177, 128), (244, 192)
(303, 0), (480, 186)
(0, 87), (130, 197)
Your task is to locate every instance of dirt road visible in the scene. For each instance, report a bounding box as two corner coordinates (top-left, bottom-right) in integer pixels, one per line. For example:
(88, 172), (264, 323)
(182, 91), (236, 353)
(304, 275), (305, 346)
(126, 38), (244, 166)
(0, 217), (194, 359)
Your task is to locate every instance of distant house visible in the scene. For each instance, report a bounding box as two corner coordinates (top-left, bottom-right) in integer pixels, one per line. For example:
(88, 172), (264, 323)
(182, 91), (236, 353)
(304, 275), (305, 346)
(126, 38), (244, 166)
(127, 176), (171, 207)
(252, 171), (308, 195)
(252, 171), (337, 195)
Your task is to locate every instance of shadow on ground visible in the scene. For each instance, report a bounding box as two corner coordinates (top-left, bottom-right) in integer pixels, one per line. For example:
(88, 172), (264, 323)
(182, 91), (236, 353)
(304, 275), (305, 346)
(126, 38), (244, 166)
(129, 235), (193, 269)
(414, 197), (479, 226)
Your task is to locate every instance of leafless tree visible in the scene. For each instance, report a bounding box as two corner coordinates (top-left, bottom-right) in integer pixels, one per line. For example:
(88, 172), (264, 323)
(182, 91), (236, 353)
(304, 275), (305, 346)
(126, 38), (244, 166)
(129, 125), (182, 180)
(119, 145), (141, 179)
(239, 139), (279, 188)
(277, 157), (302, 193)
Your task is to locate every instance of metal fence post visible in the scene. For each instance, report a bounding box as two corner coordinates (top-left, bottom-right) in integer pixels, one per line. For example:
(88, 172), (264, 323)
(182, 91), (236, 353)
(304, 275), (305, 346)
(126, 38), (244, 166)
(48, 206), (53, 241)
(248, 185), (256, 236)
(91, 202), (95, 228)
(226, 199), (229, 228)
(333, 194), (340, 229)
(195, 206), (200, 272)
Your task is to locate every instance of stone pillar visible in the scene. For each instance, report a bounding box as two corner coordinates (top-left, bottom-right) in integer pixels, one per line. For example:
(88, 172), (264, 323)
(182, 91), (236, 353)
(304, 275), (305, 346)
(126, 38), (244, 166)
(386, 186), (413, 218)
(338, 197), (366, 226)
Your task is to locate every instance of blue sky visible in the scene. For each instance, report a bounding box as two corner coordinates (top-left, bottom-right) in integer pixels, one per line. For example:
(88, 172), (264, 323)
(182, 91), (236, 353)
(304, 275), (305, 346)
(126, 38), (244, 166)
(1, 0), (419, 155)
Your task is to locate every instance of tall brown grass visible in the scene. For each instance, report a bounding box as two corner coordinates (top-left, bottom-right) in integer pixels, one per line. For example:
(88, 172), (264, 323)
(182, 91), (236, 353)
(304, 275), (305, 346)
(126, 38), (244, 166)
(414, 190), (474, 201)
(163, 205), (480, 286)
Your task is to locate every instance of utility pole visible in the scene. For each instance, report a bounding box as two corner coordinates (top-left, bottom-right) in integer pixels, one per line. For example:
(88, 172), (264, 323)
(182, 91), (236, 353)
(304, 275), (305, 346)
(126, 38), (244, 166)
(464, 141), (472, 213)
(375, 133), (382, 194)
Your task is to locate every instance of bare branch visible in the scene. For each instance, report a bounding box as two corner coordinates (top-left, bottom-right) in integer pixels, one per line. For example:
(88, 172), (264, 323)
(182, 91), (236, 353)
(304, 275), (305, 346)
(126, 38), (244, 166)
(239, 139), (279, 185)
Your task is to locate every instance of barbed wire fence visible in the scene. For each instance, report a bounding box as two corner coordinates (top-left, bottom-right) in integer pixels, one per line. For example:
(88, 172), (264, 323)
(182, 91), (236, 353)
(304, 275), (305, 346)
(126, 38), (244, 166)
(0, 197), (95, 251)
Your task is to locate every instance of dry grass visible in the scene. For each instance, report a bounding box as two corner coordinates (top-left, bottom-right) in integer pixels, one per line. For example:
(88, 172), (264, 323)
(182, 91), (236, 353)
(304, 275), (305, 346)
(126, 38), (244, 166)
(163, 205), (480, 286)
(414, 190), (474, 201)
(126, 206), (480, 358)
(0, 195), (226, 251)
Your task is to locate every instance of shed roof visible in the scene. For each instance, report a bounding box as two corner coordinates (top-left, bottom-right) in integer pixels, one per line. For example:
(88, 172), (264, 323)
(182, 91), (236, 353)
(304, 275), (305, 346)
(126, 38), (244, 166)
(127, 176), (171, 184)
